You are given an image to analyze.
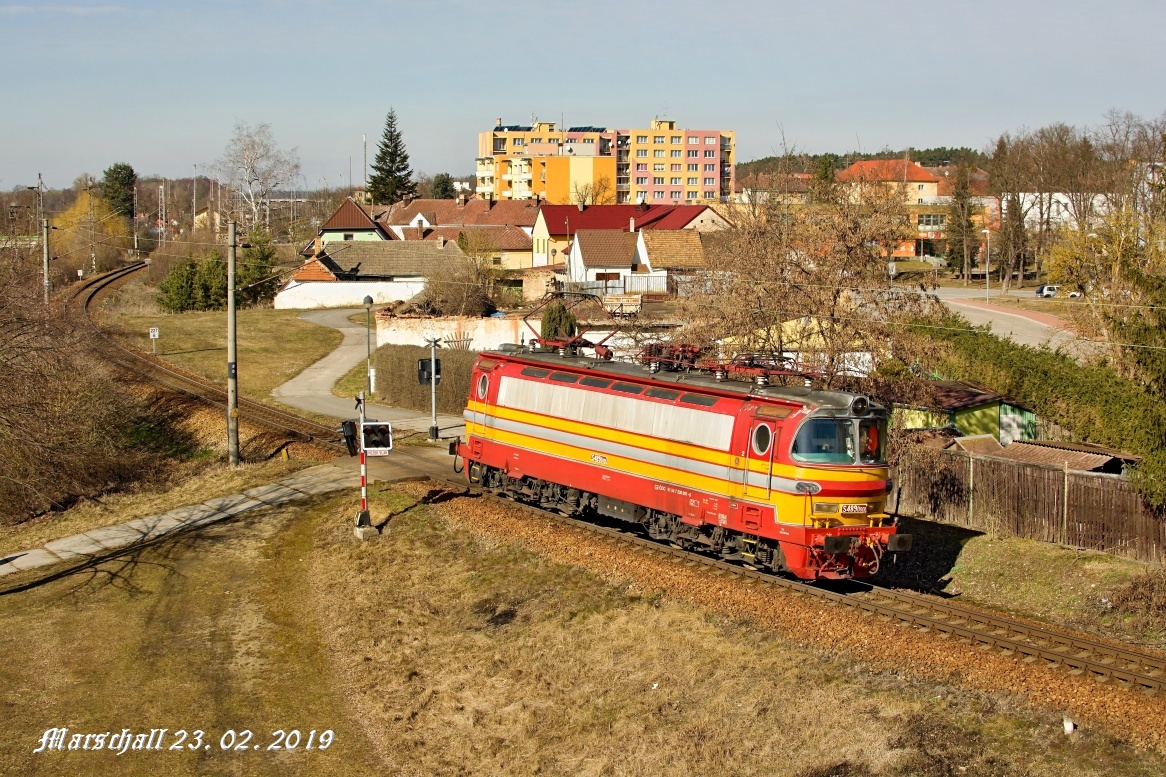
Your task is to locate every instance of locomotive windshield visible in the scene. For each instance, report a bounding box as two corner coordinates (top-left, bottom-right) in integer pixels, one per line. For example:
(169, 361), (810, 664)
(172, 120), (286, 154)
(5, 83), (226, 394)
(790, 416), (887, 465)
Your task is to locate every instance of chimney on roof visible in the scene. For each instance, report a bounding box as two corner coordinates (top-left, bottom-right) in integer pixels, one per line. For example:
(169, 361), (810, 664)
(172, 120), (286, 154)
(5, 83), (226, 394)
(416, 224), (424, 240)
(437, 235), (446, 249)
(577, 203), (585, 213)
(486, 198), (494, 211)
(457, 192), (467, 206)
(629, 217), (635, 232)
(496, 117), (502, 127)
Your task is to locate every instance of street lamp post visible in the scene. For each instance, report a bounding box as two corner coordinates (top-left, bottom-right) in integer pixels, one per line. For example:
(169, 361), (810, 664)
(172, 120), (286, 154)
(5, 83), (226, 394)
(982, 228), (991, 303)
(363, 295), (374, 397)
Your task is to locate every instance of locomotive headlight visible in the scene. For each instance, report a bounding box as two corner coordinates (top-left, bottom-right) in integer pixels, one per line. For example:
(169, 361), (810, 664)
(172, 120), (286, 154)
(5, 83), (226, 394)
(851, 397), (869, 416)
(794, 481), (822, 495)
(812, 502), (838, 514)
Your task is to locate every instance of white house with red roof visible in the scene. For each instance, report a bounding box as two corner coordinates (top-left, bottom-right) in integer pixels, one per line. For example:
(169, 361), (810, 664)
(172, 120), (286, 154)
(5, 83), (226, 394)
(532, 203), (727, 266)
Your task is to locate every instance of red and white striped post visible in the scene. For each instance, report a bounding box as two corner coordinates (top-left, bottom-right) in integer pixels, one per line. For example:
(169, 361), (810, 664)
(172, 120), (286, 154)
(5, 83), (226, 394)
(356, 391), (371, 529)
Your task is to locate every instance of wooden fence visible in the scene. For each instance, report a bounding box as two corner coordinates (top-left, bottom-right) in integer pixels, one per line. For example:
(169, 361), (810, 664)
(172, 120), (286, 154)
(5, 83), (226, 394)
(891, 450), (1166, 564)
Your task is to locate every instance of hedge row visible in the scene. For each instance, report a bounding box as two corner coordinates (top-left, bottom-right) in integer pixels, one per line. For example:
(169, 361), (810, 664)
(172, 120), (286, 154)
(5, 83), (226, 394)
(373, 345), (480, 416)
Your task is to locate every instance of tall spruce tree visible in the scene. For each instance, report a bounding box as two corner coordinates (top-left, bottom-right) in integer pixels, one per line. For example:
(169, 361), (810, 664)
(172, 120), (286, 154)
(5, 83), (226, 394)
(101, 162), (137, 221)
(946, 162), (975, 285)
(367, 109), (417, 205)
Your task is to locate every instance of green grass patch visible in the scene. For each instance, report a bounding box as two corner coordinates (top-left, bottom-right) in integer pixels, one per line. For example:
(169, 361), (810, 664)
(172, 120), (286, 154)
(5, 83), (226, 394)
(98, 307), (342, 401)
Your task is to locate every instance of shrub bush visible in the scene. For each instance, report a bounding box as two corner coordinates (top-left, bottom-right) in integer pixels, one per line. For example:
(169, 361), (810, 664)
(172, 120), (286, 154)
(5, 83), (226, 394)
(373, 345), (480, 416)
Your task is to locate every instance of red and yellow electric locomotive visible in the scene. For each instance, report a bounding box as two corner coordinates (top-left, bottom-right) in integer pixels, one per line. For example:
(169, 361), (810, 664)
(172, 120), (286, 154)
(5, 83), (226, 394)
(456, 347), (911, 580)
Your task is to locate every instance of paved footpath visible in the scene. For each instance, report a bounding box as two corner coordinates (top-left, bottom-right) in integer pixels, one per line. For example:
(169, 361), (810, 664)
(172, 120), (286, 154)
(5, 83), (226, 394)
(0, 443), (459, 579)
(272, 308), (465, 437)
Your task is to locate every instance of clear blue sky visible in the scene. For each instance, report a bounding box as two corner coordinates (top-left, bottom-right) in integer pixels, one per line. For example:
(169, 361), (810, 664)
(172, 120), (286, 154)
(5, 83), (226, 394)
(2, 0), (1163, 189)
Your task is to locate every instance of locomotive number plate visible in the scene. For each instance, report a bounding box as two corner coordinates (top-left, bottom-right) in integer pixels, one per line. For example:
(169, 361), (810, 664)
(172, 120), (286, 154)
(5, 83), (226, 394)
(591, 453), (608, 465)
(841, 504), (868, 515)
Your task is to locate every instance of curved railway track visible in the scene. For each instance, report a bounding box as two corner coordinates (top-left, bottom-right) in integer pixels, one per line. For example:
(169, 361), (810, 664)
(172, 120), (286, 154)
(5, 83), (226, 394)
(72, 264), (1166, 696)
(69, 263), (345, 453)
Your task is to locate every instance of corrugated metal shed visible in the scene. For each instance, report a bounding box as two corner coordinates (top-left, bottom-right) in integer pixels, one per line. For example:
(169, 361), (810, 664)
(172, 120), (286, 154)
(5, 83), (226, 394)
(948, 434), (1004, 454)
(992, 440), (1138, 474)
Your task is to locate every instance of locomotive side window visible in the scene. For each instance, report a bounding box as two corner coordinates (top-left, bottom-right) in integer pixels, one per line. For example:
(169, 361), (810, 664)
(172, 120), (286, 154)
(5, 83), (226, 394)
(549, 372), (580, 384)
(645, 388), (680, 400)
(752, 424), (772, 456)
(791, 419), (855, 464)
(580, 377), (612, 389)
(679, 392), (718, 407)
(612, 382), (644, 395)
(859, 419), (886, 464)
(476, 374), (489, 399)
(520, 367), (551, 378)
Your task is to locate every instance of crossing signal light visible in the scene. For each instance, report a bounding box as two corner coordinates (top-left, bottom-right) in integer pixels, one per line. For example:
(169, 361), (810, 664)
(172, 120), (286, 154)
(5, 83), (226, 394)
(338, 420), (359, 456)
(417, 358), (442, 386)
(361, 422), (394, 456)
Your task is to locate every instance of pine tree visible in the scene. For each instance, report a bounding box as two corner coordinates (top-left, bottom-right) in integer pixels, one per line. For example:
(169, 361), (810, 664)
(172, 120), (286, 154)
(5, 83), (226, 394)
(431, 173), (456, 199)
(946, 162), (975, 284)
(367, 109), (417, 205)
(101, 162), (137, 221)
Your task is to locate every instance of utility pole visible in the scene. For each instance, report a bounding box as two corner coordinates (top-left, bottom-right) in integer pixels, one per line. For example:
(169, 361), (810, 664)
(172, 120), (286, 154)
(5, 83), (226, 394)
(426, 336), (441, 441)
(42, 219), (50, 306)
(132, 185), (139, 257)
(226, 221), (240, 466)
(87, 178), (95, 274)
(363, 134), (367, 188)
(192, 165), (197, 236)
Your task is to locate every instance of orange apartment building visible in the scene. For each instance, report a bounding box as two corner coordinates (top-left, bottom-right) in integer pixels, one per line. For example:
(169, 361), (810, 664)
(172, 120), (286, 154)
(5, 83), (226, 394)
(477, 118), (735, 205)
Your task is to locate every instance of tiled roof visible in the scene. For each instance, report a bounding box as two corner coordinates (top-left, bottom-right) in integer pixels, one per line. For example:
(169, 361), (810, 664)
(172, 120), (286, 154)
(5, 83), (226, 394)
(926, 165), (992, 197)
(317, 240), (466, 279)
(642, 230), (705, 270)
(837, 159), (940, 184)
(382, 198), (539, 228)
(403, 225), (532, 251)
(539, 204), (710, 234)
(574, 230), (638, 268)
(321, 198), (381, 231)
(291, 258), (338, 282)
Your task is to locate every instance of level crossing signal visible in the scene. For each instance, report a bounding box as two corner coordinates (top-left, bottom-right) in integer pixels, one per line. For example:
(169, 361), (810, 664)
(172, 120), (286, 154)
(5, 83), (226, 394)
(361, 422), (394, 456)
(417, 358), (442, 386)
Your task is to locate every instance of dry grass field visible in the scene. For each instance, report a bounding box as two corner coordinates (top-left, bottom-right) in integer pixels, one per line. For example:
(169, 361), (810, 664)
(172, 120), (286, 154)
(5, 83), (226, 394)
(96, 284), (342, 402)
(3, 482), (1163, 776)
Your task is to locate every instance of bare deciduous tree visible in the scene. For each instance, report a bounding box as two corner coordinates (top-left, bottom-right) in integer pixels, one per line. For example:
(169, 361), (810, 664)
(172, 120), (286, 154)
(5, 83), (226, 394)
(214, 121), (301, 230)
(571, 176), (615, 206)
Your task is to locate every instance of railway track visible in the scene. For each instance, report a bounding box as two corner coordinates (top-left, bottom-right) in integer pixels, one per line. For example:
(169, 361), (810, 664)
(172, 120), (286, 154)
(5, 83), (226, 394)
(69, 263), (346, 453)
(73, 264), (1166, 696)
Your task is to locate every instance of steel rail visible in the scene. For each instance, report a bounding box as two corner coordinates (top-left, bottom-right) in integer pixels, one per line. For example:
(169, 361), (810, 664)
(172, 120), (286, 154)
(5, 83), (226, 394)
(72, 265), (1166, 695)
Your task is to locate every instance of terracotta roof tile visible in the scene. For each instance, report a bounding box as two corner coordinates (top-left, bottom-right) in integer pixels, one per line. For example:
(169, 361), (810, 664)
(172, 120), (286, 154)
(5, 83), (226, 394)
(381, 198), (540, 228)
(837, 159), (940, 184)
(574, 230), (638, 268)
(321, 198), (381, 231)
(401, 225), (532, 251)
(539, 204), (711, 234)
(642, 230), (705, 269)
(317, 240), (466, 279)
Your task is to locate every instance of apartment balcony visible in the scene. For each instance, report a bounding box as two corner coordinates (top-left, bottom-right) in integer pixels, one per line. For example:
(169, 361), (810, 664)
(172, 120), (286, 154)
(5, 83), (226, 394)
(501, 174), (512, 181)
(517, 172), (532, 181)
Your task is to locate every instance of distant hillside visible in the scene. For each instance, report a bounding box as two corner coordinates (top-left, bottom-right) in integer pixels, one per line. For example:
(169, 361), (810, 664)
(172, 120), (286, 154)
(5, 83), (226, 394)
(738, 147), (988, 181)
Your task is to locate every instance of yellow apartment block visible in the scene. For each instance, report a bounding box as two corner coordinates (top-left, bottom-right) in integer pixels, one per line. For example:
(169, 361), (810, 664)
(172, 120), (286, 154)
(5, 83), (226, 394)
(477, 118), (734, 205)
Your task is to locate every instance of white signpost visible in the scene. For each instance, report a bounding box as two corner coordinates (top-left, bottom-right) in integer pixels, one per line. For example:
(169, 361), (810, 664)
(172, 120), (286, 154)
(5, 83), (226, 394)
(149, 326), (159, 355)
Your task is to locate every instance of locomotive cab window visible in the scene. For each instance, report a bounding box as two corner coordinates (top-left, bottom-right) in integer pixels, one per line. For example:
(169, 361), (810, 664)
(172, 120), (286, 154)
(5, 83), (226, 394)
(476, 373), (489, 399)
(859, 419), (886, 464)
(791, 418), (855, 464)
(751, 424), (772, 456)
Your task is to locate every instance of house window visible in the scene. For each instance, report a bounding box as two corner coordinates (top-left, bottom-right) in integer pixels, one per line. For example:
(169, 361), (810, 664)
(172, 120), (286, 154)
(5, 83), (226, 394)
(688, 136), (699, 144)
(671, 164), (682, 171)
(671, 190), (681, 199)
(671, 136), (681, 144)
(653, 177), (665, 185)
(918, 214), (947, 227)
(670, 149), (681, 158)
(688, 164), (698, 171)
(636, 163), (647, 171)
(636, 135), (647, 143)
(513, 138), (524, 146)
(705, 136), (716, 144)
(918, 184), (924, 191)
(654, 163), (665, 171)
(653, 191), (664, 199)
(343, 233), (354, 241)
(530, 138), (542, 143)
(636, 149), (647, 157)
(583, 138), (595, 143)
(670, 177), (681, 185)
(654, 136), (665, 144)
(687, 177), (698, 185)
(704, 164), (716, 172)
(688, 150), (699, 158)
(636, 177), (648, 185)
(705, 150), (715, 158)
(703, 191), (715, 199)
(654, 149), (664, 158)
(549, 138), (559, 144)
(687, 191), (698, 199)
(704, 178), (715, 186)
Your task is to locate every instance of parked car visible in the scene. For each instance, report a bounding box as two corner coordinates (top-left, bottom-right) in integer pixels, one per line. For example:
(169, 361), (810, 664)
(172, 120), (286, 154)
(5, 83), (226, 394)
(1068, 290), (1083, 298)
(1035, 285), (1060, 298)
